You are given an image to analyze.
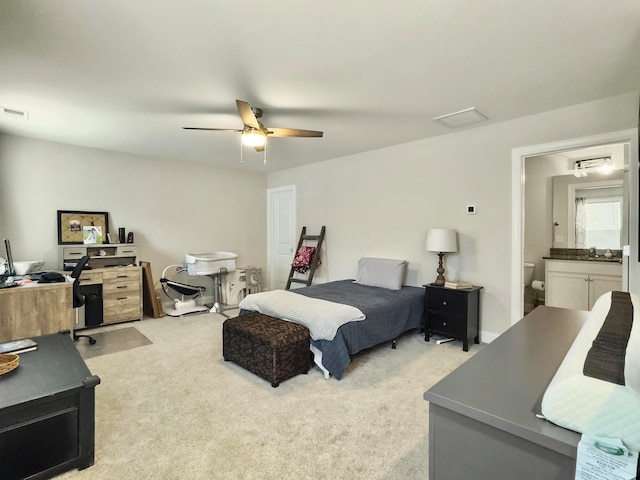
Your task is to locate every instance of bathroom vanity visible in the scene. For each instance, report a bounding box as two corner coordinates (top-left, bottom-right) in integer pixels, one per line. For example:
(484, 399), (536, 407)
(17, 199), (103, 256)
(545, 258), (622, 311)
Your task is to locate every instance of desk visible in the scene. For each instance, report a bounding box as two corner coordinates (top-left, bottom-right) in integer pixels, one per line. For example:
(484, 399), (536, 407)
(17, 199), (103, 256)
(0, 332), (100, 479)
(424, 306), (587, 479)
(0, 281), (73, 342)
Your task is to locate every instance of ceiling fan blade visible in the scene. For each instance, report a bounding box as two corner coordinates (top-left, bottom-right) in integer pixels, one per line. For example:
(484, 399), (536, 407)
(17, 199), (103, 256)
(236, 99), (261, 129)
(182, 127), (243, 132)
(267, 127), (323, 138)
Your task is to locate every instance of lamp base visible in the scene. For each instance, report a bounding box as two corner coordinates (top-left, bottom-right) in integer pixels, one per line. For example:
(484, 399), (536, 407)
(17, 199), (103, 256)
(433, 253), (446, 286)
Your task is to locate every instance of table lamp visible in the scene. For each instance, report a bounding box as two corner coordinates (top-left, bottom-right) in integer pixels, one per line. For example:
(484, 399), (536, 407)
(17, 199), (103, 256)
(425, 228), (458, 285)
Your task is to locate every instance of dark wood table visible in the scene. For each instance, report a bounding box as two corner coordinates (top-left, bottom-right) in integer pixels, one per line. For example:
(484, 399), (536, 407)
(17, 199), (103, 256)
(0, 331), (100, 479)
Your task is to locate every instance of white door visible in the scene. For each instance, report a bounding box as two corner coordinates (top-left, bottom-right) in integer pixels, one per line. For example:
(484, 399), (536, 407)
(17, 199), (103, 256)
(267, 185), (296, 290)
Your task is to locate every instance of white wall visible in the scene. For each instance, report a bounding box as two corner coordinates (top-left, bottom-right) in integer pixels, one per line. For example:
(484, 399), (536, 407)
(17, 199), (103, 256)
(0, 134), (268, 302)
(267, 93), (639, 340)
(523, 156), (568, 283)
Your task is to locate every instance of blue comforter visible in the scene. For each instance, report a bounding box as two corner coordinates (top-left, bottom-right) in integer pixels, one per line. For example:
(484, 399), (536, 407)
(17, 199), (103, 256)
(291, 280), (424, 379)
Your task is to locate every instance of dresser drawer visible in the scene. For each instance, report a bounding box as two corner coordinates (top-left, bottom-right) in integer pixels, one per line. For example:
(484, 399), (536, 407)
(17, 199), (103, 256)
(61, 247), (88, 260)
(102, 279), (139, 295)
(78, 271), (103, 286)
(102, 268), (140, 283)
(426, 289), (467, 315)
(103, 294), (140, 322)
(116, 246), (138, 257)
(428, 312), (465, 336)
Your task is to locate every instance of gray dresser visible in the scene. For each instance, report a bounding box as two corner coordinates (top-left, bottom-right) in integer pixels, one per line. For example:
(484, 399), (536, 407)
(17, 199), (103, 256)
(424, 306), (588, 479)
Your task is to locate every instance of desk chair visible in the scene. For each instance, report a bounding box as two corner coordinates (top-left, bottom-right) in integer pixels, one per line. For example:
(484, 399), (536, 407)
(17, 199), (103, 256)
(71, 256), (97, 345)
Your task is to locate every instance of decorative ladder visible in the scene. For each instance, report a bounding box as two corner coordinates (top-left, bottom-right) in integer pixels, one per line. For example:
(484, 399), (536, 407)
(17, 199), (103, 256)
(285, 226), (326, 289)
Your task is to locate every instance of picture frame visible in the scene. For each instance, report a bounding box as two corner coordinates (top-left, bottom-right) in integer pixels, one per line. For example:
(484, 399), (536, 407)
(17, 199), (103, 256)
(57, 210), (110, 245)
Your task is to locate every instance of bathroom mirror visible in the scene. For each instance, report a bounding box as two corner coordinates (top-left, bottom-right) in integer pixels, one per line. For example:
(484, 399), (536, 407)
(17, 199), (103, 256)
(552, 171), (624, 249)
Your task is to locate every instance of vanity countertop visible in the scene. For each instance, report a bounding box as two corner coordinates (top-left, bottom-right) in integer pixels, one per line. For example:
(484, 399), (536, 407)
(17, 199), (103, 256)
(543, 255), (622, 263)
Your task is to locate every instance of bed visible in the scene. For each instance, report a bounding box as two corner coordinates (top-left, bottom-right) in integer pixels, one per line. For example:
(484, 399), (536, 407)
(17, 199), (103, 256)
(238, 258), (425, 379)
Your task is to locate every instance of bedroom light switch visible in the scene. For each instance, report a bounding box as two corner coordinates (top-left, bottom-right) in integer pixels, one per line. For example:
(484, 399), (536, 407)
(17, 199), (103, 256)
(466, 205), (477, 215)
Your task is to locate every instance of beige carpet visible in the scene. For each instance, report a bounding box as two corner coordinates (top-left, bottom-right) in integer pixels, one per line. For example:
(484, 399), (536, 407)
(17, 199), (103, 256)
(57, 311), (479, 480)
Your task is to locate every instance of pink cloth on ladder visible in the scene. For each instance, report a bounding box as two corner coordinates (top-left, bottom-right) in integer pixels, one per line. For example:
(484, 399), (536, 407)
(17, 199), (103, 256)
(292, 246), (319, 274)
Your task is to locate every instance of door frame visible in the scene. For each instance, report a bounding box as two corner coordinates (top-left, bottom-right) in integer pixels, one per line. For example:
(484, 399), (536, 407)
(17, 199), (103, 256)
(266, 185), (296, 290)
(511, 128), (638, 325)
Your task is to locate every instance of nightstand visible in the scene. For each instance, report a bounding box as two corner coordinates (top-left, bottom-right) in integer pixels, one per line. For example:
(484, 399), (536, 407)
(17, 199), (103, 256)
(423, 284), (483, 351)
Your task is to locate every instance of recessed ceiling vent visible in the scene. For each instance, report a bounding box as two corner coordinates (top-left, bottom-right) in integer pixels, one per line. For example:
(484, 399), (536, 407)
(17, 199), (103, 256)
(1, 106), (29, 121)
(433, 107), (488, 129)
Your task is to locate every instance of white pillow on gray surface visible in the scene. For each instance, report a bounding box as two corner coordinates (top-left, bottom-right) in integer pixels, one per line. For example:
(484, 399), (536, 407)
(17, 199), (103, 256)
(354, 257), (406, 290)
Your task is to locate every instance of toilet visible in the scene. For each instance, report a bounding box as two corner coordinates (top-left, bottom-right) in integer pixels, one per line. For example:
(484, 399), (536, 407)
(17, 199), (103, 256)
(524, 262), (535, 286)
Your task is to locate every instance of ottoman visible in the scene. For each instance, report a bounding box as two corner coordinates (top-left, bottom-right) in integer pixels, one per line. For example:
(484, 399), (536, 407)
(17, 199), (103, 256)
(223, 312), (311, 387)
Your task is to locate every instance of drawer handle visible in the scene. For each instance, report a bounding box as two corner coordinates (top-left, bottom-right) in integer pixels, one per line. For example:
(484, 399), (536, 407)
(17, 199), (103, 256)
(442, 301), (447, 306)
(121, 250), (134, 254)
(117, 297), (128, 300)
(443, 322), (447, 327)
(116, 275), (129, 278)
(116, 285), (128, 289)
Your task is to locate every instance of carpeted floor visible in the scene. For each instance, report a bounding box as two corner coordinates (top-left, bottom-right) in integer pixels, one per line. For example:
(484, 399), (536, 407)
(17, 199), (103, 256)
(57, 311), (479, 480)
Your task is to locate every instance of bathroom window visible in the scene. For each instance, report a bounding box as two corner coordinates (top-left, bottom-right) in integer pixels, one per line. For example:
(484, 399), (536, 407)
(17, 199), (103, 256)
(575, 189), (622, 249)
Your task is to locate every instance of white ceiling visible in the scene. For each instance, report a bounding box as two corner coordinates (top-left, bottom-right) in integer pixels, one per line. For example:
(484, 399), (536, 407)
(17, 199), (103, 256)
(1, 1), (639, 172)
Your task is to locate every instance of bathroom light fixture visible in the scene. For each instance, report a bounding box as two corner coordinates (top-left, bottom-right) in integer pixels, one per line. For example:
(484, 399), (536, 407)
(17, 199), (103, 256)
(241, 128), (266, 147)
(425, 228), (458, 285)
(573, 157), (612, 177)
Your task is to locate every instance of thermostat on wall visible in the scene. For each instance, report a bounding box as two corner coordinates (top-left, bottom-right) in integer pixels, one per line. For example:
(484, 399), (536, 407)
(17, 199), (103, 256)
(466, 205), (477, 215)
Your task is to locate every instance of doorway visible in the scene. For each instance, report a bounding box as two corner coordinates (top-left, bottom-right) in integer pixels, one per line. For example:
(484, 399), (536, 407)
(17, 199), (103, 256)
(511, 129), (639, 324)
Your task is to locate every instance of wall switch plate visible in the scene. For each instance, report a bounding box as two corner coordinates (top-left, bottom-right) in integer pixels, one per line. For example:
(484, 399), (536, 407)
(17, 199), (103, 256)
(466, 205), (477, 215)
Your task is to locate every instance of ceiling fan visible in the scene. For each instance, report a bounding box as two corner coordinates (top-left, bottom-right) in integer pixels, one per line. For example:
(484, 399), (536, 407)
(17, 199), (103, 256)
(183, 99), (323, 152)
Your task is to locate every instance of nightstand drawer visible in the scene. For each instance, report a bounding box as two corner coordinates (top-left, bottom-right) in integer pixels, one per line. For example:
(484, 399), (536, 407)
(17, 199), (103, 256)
(428, 311), (464, 335)
(426, 289), (467, 315)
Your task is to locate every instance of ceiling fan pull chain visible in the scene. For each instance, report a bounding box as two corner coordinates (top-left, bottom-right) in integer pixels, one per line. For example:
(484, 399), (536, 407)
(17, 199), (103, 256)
(240, 137), (244, 163)
(264, 141), (267, 165)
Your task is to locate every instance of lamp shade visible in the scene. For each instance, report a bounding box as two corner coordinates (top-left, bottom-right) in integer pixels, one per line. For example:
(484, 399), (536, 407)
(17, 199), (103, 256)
(425, 228), (458, 253)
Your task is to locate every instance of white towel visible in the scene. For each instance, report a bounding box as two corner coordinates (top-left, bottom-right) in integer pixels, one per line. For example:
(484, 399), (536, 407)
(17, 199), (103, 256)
(239, 289), (365, 341)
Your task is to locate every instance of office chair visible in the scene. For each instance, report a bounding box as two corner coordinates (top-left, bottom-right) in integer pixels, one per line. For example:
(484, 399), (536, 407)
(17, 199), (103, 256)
(71, 255), (97, 345)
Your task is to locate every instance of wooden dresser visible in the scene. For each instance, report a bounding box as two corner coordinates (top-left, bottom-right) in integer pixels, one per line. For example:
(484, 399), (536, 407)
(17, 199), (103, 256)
(79, 266), (142, 326)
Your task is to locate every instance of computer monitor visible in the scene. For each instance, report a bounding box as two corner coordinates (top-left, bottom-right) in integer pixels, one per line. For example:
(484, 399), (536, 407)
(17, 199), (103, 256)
(3, 238), (15, 276)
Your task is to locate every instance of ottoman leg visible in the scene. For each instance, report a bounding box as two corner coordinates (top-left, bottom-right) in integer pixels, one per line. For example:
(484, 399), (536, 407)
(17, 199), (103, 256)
(271, 382), (279, 388)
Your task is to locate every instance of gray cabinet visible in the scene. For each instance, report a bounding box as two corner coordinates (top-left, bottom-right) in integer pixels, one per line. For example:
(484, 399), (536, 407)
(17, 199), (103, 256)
(424, 307), (588, 480)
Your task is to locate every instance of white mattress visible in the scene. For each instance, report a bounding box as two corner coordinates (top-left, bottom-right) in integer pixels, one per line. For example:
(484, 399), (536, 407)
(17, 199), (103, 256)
(541, 291), (640, 452)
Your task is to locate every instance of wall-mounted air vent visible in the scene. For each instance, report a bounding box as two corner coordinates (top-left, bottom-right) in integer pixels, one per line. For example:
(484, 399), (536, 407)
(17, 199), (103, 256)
(1, 106), (29, 120)
(433, 107), (487, 129)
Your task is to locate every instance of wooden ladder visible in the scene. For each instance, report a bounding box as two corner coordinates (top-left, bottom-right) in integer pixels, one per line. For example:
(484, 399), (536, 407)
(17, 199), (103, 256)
(286, 226), (326, 289)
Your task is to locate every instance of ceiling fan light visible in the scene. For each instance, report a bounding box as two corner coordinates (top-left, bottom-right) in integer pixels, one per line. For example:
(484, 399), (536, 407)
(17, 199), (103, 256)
(242, 129), (266, 147)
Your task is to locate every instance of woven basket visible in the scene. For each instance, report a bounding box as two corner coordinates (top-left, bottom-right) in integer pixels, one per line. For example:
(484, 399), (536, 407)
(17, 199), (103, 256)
(0, 353), (19, 375)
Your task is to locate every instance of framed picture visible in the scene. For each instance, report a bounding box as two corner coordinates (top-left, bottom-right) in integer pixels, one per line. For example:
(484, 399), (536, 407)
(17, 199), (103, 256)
(57, 210), (109, 245)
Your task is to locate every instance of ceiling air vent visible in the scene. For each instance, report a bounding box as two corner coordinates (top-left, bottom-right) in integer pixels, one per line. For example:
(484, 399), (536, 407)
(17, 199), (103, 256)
(1, 107), (29, 120)
(433, 107), (487, 129)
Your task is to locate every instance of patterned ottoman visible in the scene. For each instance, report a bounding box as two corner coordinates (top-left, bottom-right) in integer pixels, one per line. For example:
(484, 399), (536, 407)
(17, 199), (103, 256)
(222, 312), (311, 387)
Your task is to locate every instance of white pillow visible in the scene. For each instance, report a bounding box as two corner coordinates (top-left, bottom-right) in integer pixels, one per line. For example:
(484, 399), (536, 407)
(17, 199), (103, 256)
(354, 257), (406, 290)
